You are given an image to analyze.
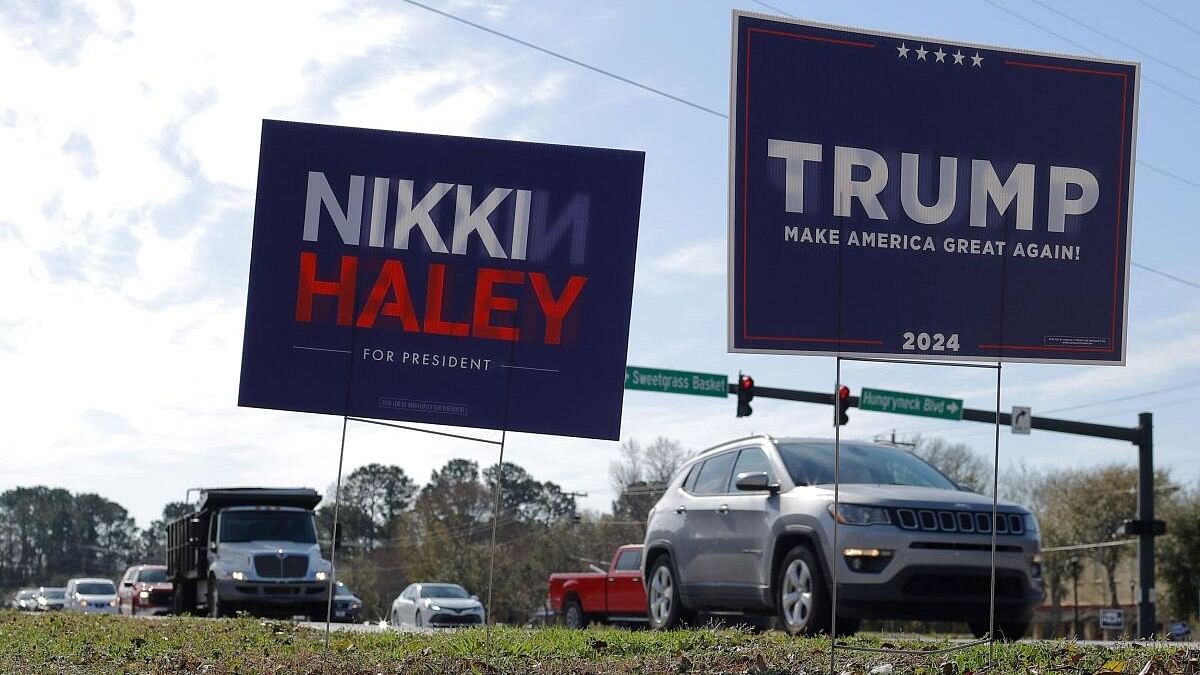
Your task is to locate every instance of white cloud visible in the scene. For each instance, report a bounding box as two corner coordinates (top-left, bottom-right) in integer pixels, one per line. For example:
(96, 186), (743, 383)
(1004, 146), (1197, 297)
(648, 238), (726, 276)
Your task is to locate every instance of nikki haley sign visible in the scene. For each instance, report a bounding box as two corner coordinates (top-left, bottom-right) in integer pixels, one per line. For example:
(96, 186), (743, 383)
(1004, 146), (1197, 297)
(729, 13), (1139, 364)
(239, 121), (644, 440)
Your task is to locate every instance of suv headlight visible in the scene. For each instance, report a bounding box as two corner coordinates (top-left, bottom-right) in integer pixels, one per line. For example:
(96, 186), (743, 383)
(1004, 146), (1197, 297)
(230, 571), (247, 581)
(315, 571), (329, 582)
(828, 502), (891, 525)
(1023, 513), (1040, 535)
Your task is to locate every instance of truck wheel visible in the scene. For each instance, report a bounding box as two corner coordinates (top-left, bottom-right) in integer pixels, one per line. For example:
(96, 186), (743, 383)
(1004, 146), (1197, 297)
(776, 545), (830, 636)
(562, 598), (586, 629)
(647, 555), (691, 630)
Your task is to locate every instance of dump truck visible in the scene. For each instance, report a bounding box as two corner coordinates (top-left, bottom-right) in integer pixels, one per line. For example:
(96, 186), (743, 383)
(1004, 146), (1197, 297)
(166, 487), (333, 619)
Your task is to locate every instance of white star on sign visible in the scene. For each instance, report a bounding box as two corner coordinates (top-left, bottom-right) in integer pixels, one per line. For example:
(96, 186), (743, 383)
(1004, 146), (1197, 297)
(952, 49), (965, 65)
(915, 45), (928, 60)
(971, 52), (984, 67)
(897, 42), (910, 58)
(933, 47), (946, 63)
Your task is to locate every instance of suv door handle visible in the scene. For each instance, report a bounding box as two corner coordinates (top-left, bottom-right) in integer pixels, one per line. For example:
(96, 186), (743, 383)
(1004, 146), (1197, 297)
(674, 506), (686, 514)
(717, 504), (729, 515)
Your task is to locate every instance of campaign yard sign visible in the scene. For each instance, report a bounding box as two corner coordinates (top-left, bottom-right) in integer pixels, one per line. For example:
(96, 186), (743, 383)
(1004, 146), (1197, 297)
(239, 120), (644, 440)
(729, 12), (1139, 364)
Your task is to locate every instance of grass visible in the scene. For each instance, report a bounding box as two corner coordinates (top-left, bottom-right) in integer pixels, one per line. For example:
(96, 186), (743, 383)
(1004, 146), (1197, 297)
(0, 610), (1196, 674)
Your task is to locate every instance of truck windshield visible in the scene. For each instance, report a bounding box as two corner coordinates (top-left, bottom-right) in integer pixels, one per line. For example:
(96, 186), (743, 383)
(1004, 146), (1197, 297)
(219, 510), (317, 543)
(777, 442), (958, 490)
(138, 569), (168, 583)
(77, 582), (115, 595)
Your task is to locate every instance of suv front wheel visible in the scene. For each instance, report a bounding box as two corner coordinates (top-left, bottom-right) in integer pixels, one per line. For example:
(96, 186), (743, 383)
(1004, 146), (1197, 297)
(777, 545), (830, 635)
(647, 555), (691, 630)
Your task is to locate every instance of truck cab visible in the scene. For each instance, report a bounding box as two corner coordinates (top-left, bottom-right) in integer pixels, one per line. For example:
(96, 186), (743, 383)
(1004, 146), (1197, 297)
(548, 544), (646, 628)
(167, 488), (334, 619)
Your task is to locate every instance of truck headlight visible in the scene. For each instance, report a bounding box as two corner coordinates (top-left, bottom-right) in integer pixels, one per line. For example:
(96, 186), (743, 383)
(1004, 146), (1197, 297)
(315, 571), (328, 582)
(828, 503), (891, 525)
(109, 598), (119, 607)
(231, 571), (247, 581)
(139, 591), (150, 599)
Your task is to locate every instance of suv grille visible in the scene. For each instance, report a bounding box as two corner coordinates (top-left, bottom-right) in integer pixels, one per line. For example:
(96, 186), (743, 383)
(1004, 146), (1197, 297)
(893, 509), (1024, 535)
(253, 554), (308, 578)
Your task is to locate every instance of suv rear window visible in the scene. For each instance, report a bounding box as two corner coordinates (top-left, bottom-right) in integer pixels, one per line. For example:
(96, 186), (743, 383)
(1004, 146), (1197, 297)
(692, 452), (737, 494)
(778, 442), (957, 489)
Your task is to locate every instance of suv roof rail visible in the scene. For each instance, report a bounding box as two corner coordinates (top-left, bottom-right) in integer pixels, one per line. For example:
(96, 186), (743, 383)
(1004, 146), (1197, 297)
(694, 433), (774, 457)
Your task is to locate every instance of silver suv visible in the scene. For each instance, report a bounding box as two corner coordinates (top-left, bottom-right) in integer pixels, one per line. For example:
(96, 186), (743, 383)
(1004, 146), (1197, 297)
(642, 436), (1043, 638)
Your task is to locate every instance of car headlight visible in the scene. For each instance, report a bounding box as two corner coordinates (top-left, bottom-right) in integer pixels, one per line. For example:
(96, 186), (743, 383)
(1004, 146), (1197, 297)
(429, 604), (441, 611)
(1023, 513), (1040, 535)
(139, 591), (150, 599)
(231, 571), (247, 581)
(315, 571), (328, 582)
(828, 502), (891, 525)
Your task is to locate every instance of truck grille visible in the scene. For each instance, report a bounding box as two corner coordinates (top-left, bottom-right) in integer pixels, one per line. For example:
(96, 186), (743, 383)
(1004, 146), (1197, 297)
(893, 509), (1024, 535)
(253, 554), (308, 578)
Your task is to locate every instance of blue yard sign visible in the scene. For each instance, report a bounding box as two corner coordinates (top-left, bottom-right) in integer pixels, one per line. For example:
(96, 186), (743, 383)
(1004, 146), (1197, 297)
(728, 13), (1139, 364)
(239, 120), (644, 440)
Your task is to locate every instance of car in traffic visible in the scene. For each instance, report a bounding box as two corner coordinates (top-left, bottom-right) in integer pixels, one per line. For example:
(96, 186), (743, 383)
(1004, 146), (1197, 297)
(643, 436), (1043, 639)
(549, 544), (646, 628)
(35, 587), (65, 611)
(118, 564), (174, 616)
(63, 578), (119, 614)
(332, 582), (363, 623)
(11, 589), (38, 611)
(389, 583), (485, 628)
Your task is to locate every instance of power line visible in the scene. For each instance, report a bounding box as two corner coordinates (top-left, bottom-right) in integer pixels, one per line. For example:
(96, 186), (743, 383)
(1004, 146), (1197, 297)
(979, 0), (1200, 109)
(1133, 261), (1200, 290)
(398, 0), (725, 119)
(1138, 161), (1200, 191)
(1135, 0), (1200, 38)
(750, 0), (795, 17)
(1026, 0), (1200, 87)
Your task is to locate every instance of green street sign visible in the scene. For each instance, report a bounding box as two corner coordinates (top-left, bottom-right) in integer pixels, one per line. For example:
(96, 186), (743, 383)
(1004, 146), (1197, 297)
(859, 387), (963, 420)
(624, 366), (728, 398)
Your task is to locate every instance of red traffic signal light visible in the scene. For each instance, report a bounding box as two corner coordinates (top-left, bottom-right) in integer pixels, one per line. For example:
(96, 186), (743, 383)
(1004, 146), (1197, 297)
(737, 374), (755, 417)
(836, 385), (850, 426)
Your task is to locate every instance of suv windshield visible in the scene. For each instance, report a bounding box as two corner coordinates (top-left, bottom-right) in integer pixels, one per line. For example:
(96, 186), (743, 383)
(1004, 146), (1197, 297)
(137, 569), (168, 583)
(219, 510), (317, 543)
(420, 584), (469, 599)
(777, 442), (958, 490)
(77, 582), (115, 595)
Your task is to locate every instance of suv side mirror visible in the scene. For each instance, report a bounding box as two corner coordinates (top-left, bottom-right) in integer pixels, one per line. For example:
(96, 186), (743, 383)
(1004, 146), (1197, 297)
(735, 472), (780, 494)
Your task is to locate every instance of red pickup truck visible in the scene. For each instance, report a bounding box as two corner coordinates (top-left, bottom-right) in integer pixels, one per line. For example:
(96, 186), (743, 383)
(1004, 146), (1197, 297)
(548, 544), (646, 628)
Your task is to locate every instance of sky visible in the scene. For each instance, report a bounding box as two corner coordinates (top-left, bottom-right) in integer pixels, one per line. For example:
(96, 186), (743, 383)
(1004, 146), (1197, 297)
(2, 0), (1200, 529)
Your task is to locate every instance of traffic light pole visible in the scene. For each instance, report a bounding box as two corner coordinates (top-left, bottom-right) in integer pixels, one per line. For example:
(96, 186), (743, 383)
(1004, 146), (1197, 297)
(729, 381), (1160, 638)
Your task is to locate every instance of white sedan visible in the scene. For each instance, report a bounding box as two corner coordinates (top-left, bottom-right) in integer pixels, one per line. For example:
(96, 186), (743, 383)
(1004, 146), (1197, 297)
(389, 583), (485, 628)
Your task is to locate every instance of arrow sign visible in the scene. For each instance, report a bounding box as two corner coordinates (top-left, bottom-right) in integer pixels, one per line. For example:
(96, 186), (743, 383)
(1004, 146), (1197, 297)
(1012, 406), (1032, 434)
(859, 388), (965, 421)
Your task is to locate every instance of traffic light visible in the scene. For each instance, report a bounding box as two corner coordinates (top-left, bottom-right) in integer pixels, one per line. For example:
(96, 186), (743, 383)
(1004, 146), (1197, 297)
(835, 385), (850, 426)
(737, 373), (755, 417)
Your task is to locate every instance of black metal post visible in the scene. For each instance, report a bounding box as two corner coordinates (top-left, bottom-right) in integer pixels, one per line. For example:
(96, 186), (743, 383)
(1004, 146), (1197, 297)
(1136, 411), (1155, 638)
(1070, 554), (1080, 638)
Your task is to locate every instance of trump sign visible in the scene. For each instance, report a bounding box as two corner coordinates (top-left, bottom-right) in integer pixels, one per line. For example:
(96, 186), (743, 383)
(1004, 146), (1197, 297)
(239, 121), (644, 440)
(729, 13), (1139, 364)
